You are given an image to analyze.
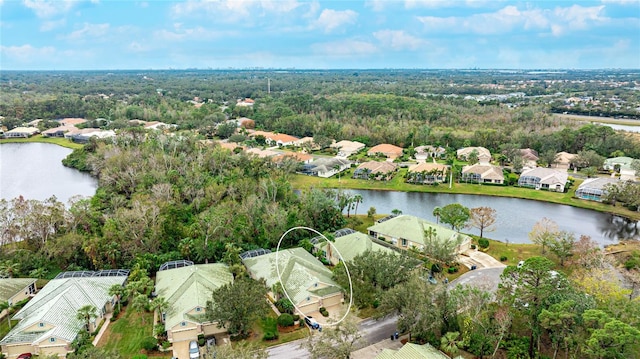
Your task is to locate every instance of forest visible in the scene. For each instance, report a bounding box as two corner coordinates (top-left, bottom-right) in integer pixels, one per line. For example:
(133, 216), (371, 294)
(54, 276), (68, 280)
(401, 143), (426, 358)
(1, 70), (639, 359)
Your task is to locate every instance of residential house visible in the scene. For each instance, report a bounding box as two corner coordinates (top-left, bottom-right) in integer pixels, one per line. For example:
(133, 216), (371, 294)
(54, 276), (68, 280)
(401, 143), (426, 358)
(250, 130), (300, 147)
(242, 247), (343, 316)
(3, 127), (40, 138)
(155, 261), (233, 347)
(519, 148), (539, 168)
(0, 278), (37, 316)
(406, 163), (449, 184)
(553, 151), (577, 170)
(456, 146), (491, 161)
(518, 167), (569, 192)
(245, 147), (280, 158)
(375, 343), (456, 359)
(461, 161), (504, 184)
(603, 156), (636, 172)
(367, 215), (472, 254)
(67, 128), (116, 143)
(272, 152), (313, 165)
(330, 140), (365, 157)
(57, 118), (87, 127)
(311, 228), (395, 265)
(236, 98), (255, 107)
(414, 145), (446, 162)
(367, 144), (403, 160)
(352, 161), (398, 181)
(300, 157), (351, 178)
(0, 270), (128, 358)
(575, 177), (621, 202)
(42, 125), (76, 138)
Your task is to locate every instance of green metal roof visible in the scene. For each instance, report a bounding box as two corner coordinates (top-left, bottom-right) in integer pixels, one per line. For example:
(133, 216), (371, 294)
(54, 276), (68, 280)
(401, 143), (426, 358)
(319, 231), (394, 262)
(0, 278), (36, 302)
(367, 215), (469, 247)
(155, 263), (233, 329)
(375, 343), (451, 359)
(242, 248), (341, 305)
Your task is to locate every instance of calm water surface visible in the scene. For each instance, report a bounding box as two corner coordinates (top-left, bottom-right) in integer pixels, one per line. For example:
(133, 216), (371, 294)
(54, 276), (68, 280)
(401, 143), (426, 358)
(0, 143), (97, 204)
(347, 189), (639, 246)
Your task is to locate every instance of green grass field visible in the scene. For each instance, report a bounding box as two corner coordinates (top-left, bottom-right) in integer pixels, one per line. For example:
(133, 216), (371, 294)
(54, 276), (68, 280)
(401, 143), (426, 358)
(290, 172), (640, 221)
(97, 306), (166, 358)
(0, 134), (84, 149)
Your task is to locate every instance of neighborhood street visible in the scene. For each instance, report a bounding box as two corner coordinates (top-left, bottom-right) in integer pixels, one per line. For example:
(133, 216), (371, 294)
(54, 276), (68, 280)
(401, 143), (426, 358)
(266, 315), (399, 359)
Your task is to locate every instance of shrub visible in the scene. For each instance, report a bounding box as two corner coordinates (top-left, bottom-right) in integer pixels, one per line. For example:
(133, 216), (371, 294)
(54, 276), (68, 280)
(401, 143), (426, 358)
(319, 307), (329, 317)
(471, 244), (476, 250)
(277, 313), (294, 327)
(478, 238), (490, 249)
(161, 341), (171, 350)
(132, 355), (148, 359)
(372, 299), (380, 308)
(292, 314), (300, 322)
(263, 331), (279, 340)
(500, 255), (508, 262)
(141, 336), (157, 351)
(431, 263), (441, 273)
(447, 267), (456, 274)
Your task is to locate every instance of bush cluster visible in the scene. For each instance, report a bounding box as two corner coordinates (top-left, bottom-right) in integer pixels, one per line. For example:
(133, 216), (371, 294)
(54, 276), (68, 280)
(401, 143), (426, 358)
(478, 238), (490, 249)
(277, 313), (294, 327)
(319, 307), (329, 317)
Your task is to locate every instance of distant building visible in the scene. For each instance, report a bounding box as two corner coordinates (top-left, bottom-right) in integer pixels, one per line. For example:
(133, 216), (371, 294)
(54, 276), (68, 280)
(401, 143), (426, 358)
(575, 177), (620, 202)
(311, 229), (395, 265)
(352, 161), (398, 181)
(367, 144), (404, 159)
(461, 163), (504, 184)
(457, 146), (491, 161)
(518, 167), (569, 192)
(331, 140), (365, 157)
(414, 145), (446, 161)
(4, 127), (40, 138)
(406, 163), (449, 184)
(300, 157), (351, 178)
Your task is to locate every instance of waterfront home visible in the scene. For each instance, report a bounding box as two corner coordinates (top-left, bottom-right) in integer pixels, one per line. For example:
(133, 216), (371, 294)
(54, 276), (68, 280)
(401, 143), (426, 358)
(3, 127), (40, 138)
(352, 161), (398, 181)
(518, 167), (569, 192)
(300, 157), (351, 178)
(406, 162), (449, 184)
(575, 177), (621, 202)
(461, 162), (504, 184)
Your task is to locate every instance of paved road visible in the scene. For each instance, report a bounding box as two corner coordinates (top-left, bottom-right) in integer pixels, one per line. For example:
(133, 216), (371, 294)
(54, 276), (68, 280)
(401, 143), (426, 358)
(450, 267), (506, 293)
(267, 315), (399, 359)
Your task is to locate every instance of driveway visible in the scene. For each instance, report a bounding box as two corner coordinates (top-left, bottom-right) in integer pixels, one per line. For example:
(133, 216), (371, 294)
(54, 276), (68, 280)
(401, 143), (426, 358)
(458, 249), (507, 269)
(173, 340), (191, 359)
(450, 267), (506, 293)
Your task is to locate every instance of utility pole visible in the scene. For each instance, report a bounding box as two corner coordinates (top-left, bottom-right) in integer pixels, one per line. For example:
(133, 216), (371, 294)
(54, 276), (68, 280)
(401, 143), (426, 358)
(267, 78), (271, 94)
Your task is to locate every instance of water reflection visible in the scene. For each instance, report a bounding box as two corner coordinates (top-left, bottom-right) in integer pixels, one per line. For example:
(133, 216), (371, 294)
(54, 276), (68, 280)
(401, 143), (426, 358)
(345, 189), (639, 246)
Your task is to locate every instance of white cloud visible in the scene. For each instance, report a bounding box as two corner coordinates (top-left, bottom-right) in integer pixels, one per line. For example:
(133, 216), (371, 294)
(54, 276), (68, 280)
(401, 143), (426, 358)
(601, 0), (638, 4)
(405, 0), (508, 9)
(373, 30), (427, 50)
(311, 39), (377, 57)
(418, 4), (608, 36)
(40, 18), (66, 31)
(1, 44), (56, 62)
(154, 24), (232, 42)
(64, 22), (110, 41)
(313, 9), (358, 33)
(22, 0), (76, 18)
(172, 0), (302, 22)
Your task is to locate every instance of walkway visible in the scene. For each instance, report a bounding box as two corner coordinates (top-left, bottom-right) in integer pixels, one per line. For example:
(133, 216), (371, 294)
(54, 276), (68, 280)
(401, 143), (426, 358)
(91, 312), (113, 346)
(457, 248), (506, 269)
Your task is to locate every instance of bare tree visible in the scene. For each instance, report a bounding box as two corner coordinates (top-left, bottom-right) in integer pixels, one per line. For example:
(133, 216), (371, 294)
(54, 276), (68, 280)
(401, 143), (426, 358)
(528, 217), (559, 254)
(469, 206), (497, 238)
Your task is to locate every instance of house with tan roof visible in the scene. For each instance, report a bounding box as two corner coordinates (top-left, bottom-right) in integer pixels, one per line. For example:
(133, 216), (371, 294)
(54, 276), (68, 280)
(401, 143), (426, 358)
(242, 248), (343, 316)
(331, 140), (365, 157)
(0, 270), (128, 358)
(236, 98), (255, 107)
(250, 130), (300, 147)
(245, 147), (280, 158)
(272, 152), (313, 164)
(368, 144), (404, 159)
(461, 162), (504, 184)
(155, 261), (233, 348)
(58, 118), (87, 127)
(519, 148), (539, 168)
(300, 157), (351, 178)
(353, 161), (398, 181)
(42, 125), (77, 138)
(457, 147), (491, 162)
(368, 215), (471, 254)
(553, 151), (577, 170)
(406, 163), (449, 184)
(518, 167), (569, 192)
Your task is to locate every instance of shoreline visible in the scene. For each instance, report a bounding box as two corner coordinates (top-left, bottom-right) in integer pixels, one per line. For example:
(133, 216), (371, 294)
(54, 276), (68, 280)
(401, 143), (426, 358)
(291, 174), (640, 221)
(0, 135), (84, 149)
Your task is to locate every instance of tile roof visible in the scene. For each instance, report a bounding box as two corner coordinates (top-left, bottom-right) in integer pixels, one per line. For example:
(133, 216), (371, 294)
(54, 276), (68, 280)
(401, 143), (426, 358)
(375, 343), (451, 359)
(577, 176), (620, 191)
(367, 215), (469, 247)
(462, 163), (504, 181)
(356, 161), (398, 174)
(457, 147), (491, 160)
(368, 144), (403, 157)
(520, 167), (568, 186)
(0, 278), (36, 302)
(319, 231), (394, 263)
(58, 118), (87, 126)
(408, 163), (448, 173)
(155, 264), (233, 329)
(1, 276), (127, 346)
(242, 248), (341, 305)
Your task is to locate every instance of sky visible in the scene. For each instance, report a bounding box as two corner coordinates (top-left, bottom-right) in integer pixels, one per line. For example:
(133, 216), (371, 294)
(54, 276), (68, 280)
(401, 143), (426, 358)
(1, 0), (639, 70)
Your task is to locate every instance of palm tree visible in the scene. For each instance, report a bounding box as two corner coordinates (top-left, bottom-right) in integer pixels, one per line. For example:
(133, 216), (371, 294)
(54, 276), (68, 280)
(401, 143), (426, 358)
(440, 331), (461, 357)
(108, 284), (126, 312)
(0, 260), (20, 278)
(352, 194), (363, 217)
(149, 297), (169, 324)
(76, 305), (98, 332)
(29, 267), (48, 279)
(391, 209), (403, 216)
(131, 294), (149, 325)
(432, 206), (442, 225)
(0, 301), (14, 329)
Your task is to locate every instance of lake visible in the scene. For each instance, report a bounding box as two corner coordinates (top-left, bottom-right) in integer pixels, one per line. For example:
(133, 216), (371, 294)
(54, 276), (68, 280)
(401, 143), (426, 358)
(0, 143), (98, 204)
(345, 189), (639, 246)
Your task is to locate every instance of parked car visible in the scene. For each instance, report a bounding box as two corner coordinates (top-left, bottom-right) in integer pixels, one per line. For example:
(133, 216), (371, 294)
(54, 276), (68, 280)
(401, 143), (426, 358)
(17, 354), (32, 359)
(189, 340), (200, 359)
(304, 316), (320, 329)
(427, 276), (437, 285)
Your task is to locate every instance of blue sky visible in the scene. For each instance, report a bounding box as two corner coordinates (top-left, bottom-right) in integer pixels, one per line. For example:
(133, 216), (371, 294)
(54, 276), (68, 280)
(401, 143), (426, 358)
(1, 0), (639, 70)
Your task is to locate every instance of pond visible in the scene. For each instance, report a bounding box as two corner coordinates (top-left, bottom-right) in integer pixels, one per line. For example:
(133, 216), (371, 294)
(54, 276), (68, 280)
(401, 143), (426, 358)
(345, 189), (639, 246)
(0, 143), (98, 204)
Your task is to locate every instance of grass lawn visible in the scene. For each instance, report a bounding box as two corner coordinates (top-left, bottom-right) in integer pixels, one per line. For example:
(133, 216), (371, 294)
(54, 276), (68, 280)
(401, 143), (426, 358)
(97, 306), (166, 358)
(0, 134), (84, 149)
(290, 173), (640, 221)
(0, 317), (19, 341)
(482, 238), (542, 266)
